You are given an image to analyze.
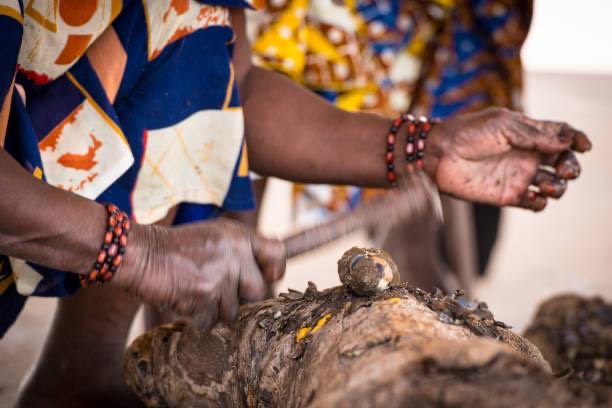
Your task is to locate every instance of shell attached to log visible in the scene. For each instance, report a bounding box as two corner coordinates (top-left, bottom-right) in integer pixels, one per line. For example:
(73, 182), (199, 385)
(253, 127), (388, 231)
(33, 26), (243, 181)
(337, 247), (400, 296)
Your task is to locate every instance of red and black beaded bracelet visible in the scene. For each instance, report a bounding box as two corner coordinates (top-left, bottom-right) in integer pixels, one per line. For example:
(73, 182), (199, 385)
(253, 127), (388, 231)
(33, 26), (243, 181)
(80, 203), (131, 287)
(385, 113), (415, 186)
(404, 116), (437, 174)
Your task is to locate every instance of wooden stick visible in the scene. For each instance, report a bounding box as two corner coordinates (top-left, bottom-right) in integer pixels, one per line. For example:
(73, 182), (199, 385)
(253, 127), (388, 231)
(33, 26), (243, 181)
(283, 173), (442, 258)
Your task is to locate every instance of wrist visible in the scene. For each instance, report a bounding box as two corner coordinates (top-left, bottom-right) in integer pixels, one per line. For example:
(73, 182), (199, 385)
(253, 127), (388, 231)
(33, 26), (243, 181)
(393, 117), (445, 183)
(112, 222), (150, 291)
(422, 121), (447, 183)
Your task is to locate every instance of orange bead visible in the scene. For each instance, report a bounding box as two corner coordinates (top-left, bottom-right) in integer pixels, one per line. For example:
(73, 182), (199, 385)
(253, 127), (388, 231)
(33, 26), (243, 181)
(387, 171), (397, 182)
(112, 255), (123, 267)
(104, 231), (113, 244)
(97, 251), (106, 264)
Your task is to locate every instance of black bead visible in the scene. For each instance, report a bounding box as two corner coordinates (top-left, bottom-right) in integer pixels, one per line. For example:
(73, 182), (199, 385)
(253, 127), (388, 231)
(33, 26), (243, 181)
(387, 164), (394, 171)
(119, 248), (126, 255)
(407, 137), (415, 143)
(390, 126), (398, 133)
(386, 144), (394, 152)
(94, 262), (101, 269)
(107, 226), (113, 232)
(113, 237), (119, 244)
(419, 132), (427, 139)
(417, 151), (425, 158)
(110, 266), (118, 272)
(102, 243), (109, 250)
(407, 155), (415, 162)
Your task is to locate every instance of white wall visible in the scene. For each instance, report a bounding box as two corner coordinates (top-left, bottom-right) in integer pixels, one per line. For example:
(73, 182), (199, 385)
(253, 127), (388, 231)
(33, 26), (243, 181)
(522, 0), (612, 74)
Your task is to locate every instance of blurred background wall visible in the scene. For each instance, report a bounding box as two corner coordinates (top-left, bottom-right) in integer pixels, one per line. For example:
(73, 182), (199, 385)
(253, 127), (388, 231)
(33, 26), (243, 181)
(522, 0), (612, 74)
(1, 1), (611, 405)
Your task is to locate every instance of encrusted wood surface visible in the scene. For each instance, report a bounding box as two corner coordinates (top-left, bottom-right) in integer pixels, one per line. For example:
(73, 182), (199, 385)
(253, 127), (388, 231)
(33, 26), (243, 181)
(523, 294), (612, 405)
(124, 281), (581, 407)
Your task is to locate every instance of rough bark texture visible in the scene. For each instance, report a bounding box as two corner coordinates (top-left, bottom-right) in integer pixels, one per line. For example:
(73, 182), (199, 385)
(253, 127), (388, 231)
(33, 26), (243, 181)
(523, 294), (612, 405)
(124, 245), (612, 408)
(124, 279), (567, 407)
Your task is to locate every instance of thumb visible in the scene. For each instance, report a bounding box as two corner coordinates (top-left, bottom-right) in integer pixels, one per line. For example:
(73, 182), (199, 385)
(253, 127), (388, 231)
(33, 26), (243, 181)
(511, 116), (582, 155)
(251, 234), (287, 282)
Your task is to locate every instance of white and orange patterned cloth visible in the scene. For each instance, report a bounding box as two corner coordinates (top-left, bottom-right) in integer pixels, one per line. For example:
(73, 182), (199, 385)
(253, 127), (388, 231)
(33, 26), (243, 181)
(0, 0), (256, 336)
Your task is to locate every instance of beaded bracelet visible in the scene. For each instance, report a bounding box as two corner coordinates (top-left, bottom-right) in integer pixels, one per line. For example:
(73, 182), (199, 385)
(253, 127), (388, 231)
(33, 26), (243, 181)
(80, 203), (131, 287)
(385, 113), (414, 186)
(404, 116), (437, 174)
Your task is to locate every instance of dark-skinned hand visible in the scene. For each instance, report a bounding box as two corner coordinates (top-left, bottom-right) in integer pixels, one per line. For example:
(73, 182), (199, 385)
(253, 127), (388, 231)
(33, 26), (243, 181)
(113, 218), (286, 331)
(427, 108), (592, 211)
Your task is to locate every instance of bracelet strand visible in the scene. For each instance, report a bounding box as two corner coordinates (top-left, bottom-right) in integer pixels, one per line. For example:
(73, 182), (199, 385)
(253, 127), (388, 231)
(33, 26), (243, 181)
(385, 113), (414, 186)
(80, 203), (130, 287)
(404, 116), (438, 174)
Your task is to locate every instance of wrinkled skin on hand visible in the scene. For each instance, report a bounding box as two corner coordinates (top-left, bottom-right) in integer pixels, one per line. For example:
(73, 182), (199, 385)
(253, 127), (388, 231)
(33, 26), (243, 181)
(113, 219), (286, 331)
(428, 108), (592, 211)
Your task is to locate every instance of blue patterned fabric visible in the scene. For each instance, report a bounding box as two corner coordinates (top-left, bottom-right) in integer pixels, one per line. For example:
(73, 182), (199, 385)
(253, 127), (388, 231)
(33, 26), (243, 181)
(0, 0), (256, 337)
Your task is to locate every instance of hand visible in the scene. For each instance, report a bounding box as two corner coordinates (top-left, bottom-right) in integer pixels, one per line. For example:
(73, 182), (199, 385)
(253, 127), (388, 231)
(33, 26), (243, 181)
(426, 108), (592, 211)
(114, 218), (286, 331)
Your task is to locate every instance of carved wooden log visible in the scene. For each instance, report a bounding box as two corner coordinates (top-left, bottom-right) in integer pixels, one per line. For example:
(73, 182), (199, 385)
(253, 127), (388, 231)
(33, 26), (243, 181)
(124, 250), (606, 407)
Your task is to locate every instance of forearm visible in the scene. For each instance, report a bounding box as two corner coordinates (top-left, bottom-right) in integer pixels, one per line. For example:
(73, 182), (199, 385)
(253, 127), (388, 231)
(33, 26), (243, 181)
(242, 67), (396, 187)
(234, 9), (439, 189)
(0, 148), (107, 274)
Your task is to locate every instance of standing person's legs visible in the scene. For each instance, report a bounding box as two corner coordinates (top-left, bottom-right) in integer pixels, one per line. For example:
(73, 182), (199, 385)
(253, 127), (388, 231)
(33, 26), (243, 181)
(16, 286), (144, 408)
(379, 196), (477, 294)
(379, 212), (452, 292)
(473, 203), (502, 275)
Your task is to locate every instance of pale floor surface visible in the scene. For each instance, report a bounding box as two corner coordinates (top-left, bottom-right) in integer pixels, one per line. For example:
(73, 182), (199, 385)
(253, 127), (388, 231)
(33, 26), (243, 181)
(1, 72), (610, 406)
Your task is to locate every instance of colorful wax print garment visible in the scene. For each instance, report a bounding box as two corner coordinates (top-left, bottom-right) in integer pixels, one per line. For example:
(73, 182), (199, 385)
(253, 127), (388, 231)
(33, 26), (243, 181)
(248, 0), (532, 226)
(0, 0), (256, 337)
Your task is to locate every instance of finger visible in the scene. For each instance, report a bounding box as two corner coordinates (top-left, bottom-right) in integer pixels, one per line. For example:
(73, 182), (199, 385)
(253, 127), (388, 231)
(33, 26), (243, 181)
(519, 190), (548, 212)
(555, 150), (581, 180)
(251, 235), (287, 282)
(569, 129), (592, 153)
(190, 301), (219, 332)
(218, 278), (240, 324)
(509, 118), (572, 154)
(516, 117), (592, 155)
(533, 170), (568, 199)
(238, 252), (267, 303)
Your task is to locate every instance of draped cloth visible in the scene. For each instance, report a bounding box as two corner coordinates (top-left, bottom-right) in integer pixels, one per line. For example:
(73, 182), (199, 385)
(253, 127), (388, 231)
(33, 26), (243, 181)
(0, 0), (257, 337)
